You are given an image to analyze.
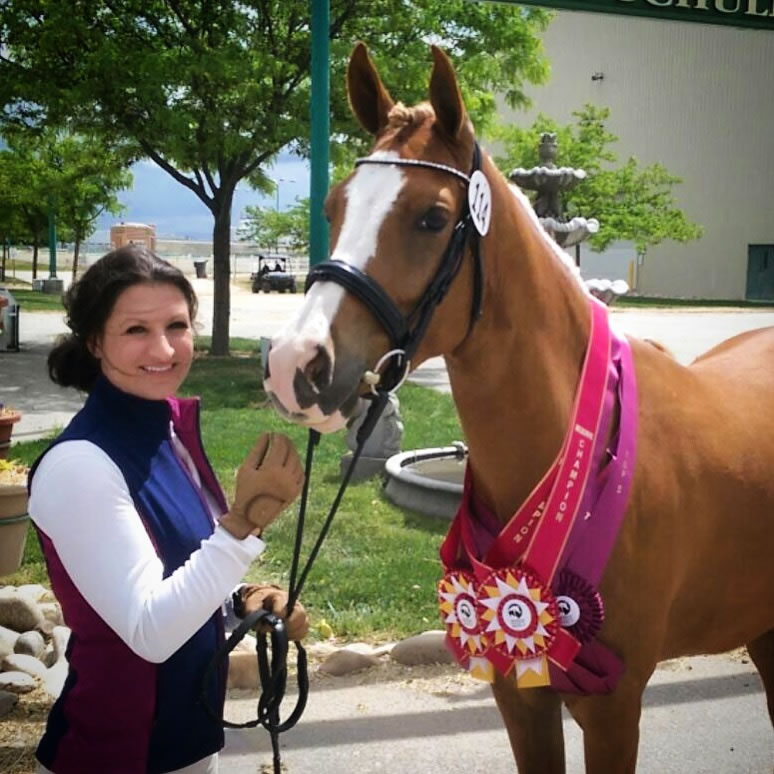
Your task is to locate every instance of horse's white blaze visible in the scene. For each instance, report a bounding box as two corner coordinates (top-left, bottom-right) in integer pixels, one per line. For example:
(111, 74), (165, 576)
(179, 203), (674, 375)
(265, 152), (406, 424)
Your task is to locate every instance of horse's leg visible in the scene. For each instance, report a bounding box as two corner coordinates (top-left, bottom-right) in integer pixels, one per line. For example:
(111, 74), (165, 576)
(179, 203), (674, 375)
(563, 676), (648, 774)
(747, 630), (774, 726)
(491, 674), (565, 773)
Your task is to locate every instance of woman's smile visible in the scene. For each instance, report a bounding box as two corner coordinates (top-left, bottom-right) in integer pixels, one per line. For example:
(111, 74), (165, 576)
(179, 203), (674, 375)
(91, 282), (194, 400)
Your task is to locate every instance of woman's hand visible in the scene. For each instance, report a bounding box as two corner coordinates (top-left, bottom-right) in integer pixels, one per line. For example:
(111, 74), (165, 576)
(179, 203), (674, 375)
(219, 432), (304, 539)
(237, 584), (309, 641)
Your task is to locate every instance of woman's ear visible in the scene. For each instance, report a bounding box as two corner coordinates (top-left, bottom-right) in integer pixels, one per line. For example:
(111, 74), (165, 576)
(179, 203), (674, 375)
(87, 336), (101, 359)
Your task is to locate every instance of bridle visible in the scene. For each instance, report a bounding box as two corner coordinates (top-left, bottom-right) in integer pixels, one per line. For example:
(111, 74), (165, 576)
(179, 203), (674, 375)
(203, 140), (489, 774)
(305, 141), (487, 395)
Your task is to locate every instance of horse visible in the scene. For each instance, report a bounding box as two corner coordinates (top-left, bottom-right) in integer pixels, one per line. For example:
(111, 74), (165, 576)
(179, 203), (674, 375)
(263, 43), (774, 773)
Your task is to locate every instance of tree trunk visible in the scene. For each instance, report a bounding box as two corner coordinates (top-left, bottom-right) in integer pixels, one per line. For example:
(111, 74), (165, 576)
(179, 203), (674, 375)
(32, 243), (38, 279)
(210, 190), (235, 356)
(72, 239), (81, 282)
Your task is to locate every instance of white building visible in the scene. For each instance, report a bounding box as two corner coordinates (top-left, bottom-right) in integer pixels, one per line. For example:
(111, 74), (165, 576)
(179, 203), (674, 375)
(501, 10), (774, 299)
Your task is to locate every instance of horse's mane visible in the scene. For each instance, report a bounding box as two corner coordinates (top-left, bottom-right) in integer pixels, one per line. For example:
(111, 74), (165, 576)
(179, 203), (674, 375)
(506, 183), (589, 295)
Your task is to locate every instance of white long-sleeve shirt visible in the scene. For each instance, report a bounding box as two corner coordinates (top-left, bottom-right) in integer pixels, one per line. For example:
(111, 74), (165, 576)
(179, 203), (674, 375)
(29, 438), (264, 663)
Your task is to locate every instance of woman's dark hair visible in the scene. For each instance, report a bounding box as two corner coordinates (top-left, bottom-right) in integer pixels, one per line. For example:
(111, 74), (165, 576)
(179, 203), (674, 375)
(48, 245), (198, 392)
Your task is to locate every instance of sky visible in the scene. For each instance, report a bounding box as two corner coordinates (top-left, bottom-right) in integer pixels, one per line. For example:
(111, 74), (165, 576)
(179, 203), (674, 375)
(93, 152), (312, 242)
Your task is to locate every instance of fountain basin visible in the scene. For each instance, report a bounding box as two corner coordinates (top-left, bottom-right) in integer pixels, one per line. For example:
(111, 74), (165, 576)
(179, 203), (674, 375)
(383, 443), (467, 520)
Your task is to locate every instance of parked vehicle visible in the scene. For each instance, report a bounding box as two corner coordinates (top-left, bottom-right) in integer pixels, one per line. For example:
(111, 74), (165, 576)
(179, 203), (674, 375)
(250, 255), (296, 293)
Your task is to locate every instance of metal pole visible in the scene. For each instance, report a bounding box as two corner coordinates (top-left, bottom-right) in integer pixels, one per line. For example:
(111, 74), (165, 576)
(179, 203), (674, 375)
(48, 196), (57, 278)
(309, 0), (330, 268)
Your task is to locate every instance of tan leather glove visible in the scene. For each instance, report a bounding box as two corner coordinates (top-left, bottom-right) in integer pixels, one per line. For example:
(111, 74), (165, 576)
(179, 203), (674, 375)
(219, 432), (304, 540)
(236, 584), (309, 641)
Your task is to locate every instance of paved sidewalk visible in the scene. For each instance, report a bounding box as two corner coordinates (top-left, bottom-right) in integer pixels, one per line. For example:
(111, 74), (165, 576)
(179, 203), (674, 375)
(221, 653), (770, 774)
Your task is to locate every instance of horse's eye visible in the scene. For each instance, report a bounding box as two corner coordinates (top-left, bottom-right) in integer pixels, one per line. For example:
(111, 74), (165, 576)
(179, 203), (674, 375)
(418, 207), (449, 233)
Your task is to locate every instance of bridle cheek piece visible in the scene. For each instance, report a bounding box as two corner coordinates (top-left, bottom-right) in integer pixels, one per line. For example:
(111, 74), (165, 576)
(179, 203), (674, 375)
(305, 142), (485, 396)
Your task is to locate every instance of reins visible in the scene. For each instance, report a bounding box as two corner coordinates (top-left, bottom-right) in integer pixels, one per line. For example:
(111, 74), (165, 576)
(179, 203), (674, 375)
(201, 393), (392, 773)
(202, 140), (488, 774)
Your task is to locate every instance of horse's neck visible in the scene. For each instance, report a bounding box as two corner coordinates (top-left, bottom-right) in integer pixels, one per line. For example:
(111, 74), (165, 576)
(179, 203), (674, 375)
(446, 177), (592, 524)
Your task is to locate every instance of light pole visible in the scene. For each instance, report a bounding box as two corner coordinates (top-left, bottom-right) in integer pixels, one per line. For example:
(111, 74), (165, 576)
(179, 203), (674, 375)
(268, 177), (296, 254)
(270, 177), (296, 213)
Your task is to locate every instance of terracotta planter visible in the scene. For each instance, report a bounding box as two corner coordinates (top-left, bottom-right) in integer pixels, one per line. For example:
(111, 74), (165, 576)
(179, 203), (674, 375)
(0, 483), (29, 576)
(0, 411), (22, 460)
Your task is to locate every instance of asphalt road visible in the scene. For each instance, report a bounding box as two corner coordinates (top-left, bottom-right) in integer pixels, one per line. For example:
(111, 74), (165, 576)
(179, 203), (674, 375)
(4, 278), (774, 437)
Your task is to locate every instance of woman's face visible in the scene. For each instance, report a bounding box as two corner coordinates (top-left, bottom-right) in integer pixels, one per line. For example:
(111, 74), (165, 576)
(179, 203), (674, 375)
(91, 282), (194, 401)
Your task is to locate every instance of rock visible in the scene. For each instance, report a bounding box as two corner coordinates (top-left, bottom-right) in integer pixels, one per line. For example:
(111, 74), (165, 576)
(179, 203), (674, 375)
(0, 594), (45, 633)
(226, 633), (259, 690)
(43, 660), (68, 699)
(0, 625), (19, 659)
(17, 584), (50, 603)
(15, 630), (46, 659)
(345, 641), (395, 658)
(42, 626), (71, 699)
(305, 641), (340, 661)
(317, 648), (382, 676)
(39, 602), (64, 627)
(233, 633), (256, 654)
(0, 671), (37, 694)
(42, 645), (57, 668)
(3, 653), (48, 680)
(389, 630), (453, 666)
(228, 650), (259, 690)
(0, 689), (18, 718)
(50, 626), (71, 662)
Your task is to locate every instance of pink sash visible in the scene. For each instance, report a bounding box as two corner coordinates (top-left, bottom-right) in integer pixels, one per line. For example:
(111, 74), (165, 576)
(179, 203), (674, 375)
(439, 300), (637, 693)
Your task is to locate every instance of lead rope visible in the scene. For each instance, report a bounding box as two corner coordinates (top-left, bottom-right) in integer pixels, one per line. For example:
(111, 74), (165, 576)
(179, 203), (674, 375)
(202, 391), (392, 773)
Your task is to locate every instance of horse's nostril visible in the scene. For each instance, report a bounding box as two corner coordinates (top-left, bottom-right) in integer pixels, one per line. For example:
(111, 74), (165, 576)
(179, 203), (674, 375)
(304, 344), (332, 392)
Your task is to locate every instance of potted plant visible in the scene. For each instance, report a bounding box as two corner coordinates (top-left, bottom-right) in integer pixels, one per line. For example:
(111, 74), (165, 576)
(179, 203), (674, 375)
(0, 404), (22, 459)
(0, 458), (30, 577)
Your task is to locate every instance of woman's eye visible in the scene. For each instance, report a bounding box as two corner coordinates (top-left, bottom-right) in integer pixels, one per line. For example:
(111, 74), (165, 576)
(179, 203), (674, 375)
(126, 325), (145, 334)
(168, 321), (190, 331)
(418, 207), (448, 232)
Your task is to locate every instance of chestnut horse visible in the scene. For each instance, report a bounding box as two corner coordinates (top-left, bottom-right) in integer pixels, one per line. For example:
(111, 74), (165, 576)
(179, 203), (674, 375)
(265, 44), (774, 772)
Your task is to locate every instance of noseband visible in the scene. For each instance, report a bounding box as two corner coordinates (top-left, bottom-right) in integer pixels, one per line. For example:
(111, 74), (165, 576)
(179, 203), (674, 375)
(305, 142), (486, 393)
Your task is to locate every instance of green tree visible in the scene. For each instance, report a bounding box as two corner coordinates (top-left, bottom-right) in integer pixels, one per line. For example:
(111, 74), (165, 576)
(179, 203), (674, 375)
(241, 196), (310, 255)
(51, 135), (131, 280)
(0, 142), (50, 277)
(494, 105), (703, 255)
(1, 1), (552, 354)
(0, 127), (131, 278)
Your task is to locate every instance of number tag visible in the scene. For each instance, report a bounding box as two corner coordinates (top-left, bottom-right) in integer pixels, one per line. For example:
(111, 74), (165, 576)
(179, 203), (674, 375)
(468, 170), (492, 236)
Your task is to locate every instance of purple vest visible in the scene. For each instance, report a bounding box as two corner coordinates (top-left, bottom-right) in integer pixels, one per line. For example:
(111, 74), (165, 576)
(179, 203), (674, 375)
(30, 376), (229, 773)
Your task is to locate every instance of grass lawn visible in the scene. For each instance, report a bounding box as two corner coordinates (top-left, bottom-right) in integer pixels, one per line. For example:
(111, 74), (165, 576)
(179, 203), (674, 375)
(3, 289), (66, 312)
(617, 295), (774, 309)
(5, 350), (464, 642)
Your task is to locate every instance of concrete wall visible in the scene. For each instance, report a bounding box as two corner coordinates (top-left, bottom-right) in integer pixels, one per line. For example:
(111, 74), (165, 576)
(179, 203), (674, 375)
(500, 11), (774, 298)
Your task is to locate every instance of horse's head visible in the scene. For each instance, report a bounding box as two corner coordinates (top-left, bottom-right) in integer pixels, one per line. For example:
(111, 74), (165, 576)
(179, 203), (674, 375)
(265, 43), (490, 432)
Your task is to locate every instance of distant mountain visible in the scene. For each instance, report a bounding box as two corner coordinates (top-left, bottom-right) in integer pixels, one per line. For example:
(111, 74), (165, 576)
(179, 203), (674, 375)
(94, 154), (311, 243)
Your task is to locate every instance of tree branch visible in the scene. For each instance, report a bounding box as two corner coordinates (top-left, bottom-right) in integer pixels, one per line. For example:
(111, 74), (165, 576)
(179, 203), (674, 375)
(138, 140), (214, 210)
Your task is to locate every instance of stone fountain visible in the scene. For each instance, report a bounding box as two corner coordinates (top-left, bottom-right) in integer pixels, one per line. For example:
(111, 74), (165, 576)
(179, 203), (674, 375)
(509, 132), (599, 250)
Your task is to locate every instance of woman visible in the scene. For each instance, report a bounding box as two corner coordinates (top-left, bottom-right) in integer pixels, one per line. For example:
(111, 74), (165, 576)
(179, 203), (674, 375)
(29, 245), (307, 774)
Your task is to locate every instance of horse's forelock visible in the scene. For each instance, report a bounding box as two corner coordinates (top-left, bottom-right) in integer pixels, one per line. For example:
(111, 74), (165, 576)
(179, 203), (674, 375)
(385, 101), (435, 141)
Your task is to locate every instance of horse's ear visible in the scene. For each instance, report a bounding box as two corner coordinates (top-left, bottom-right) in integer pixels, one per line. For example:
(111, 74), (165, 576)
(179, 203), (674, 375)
(347, 42), (395, 136)
(429, 46), (469, 139)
